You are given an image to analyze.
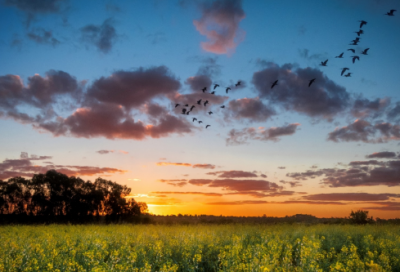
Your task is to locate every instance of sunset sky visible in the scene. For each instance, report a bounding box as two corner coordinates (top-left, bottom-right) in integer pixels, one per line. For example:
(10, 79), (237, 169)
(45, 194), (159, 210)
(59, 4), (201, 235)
(1, 0), (400, 218)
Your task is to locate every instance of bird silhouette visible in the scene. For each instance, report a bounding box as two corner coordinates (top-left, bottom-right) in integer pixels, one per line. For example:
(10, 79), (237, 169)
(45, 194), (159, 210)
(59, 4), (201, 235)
(211, 91), (215, 95)
(193, 118), (197, 122)
(190, 105), (195, 111)
(359, 20), (367, 28)
(309, 78), (316, 87)
(226, 87), (231, 93)
(204, 100), (209, 106)
(361, 48), (369, 55)
(271, 80), (278, 88)
(208, 111), (213, 115)
(341, 67), (349, 76)
(349, 40), (359, 45)
(202, 87), (207, 93)
(235, 81), (241, 87)
(351, 56), (360, 63)
(385, 9), (396, 16)
(186, 111), (190, 115)
(344, 73), (352, 77)
(353, 37), (360, 42)
(320, 59), (328, 66)
(335, 53), (344, 58)
(220, 105), (225, 108)
(355, 29), (364, 36)
(184, 104), (189, 107)
(206, 125), (210, 129)
(197, 99), (202, 105)
(214, 84), (220, 89)
(198, 121), (203, 124)
(175, 104), (180, 108)
(348, 49), (355, 53)
(182, 108), (187, 114)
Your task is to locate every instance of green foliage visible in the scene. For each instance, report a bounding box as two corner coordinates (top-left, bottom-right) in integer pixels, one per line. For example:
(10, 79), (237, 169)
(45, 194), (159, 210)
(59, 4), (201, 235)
(0, 224), (399, 271)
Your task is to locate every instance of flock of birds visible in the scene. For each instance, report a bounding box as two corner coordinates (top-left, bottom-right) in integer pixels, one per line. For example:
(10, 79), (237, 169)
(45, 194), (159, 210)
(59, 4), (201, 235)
(174, 81), (242, 129)
(173, 9), (396, 129)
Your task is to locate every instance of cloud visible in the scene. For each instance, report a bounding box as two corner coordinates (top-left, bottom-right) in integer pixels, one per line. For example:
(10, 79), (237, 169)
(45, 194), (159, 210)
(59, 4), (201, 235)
(205, 200), (346, 205)
(157, 162), (192, 167)
(302, 193), (400, 202)
(387, 101), (400, 122)
(157, 179), (188, 187)
(97, 150), (114, 154)
(185, 75), (212, 92)
(226, 123), (300, 145)
(252, 63), (349, 120)
(0, 155), (126, 180)
(206, 170), (258, 178)
(362, 202), (400, 211)
(143, 103), (168, 118)
(193, 164), (216, 169)
(193, 0), (245, 55)
(80, 18), (118, 53)
(226, 190), (296, 198)
(226, 97), (275, 122)
(366, 152), (397, 159)
(350, 97), (390, 119)
(328, 119), (400, 143)
(87, 66), (180, 109)
(279, 180), (302, 187)
(151, 191), (222, 197)
(26, 28), (60, 46)
(278, 166), (286, 169)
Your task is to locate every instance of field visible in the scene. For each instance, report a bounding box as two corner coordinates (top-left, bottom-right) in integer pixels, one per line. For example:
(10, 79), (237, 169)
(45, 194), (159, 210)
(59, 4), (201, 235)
(1, 224), (399, 271)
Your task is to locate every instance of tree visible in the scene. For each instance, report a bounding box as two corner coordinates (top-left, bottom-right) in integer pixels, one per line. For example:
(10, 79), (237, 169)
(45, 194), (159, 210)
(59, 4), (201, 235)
(349, 210), (374, 224)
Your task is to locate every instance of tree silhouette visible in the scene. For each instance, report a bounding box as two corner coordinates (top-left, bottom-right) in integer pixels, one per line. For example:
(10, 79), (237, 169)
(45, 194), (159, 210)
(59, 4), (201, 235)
(349, 210), (374, 224)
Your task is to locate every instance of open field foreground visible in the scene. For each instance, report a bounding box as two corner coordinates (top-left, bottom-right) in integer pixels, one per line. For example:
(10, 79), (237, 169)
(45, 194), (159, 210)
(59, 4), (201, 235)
(1, 225), (400, 271)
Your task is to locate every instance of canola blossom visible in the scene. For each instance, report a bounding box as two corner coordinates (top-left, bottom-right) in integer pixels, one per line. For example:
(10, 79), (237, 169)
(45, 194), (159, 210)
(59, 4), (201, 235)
(0, 224), (399, 271)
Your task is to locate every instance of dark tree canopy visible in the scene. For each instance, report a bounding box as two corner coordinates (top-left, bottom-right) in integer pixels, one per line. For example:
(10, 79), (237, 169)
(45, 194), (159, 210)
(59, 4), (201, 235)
(0, 170), (143, 223)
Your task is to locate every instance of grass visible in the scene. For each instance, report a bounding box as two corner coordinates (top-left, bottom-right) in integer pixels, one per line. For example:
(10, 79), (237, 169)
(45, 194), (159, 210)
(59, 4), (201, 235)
(0, 224), (399, 271)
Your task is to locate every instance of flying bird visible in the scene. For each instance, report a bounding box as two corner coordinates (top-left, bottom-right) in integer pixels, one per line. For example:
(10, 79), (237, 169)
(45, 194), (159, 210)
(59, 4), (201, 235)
(309, 78), (316, 87)
(344, 73), (352, 77)
(192, 118), (197, 122)
(220, 105), (225, 108)
(202, 87), (207, 93)
(190, 105), (195, 111)
(355, 30), (364, 36)
(361, 48), (369, 55)
(206, 125), (210, 129)
(198, 121), (203, 124)
(211, 91), (215, 95)
(351, 56), (360, 63)
(341, 67), (349, 76)
(335, 52), (344, 58)
(226, 87), (231, 93)
(175, 104), (180, 108)
(271, 80), (278, 88)
(182, 108), (187, 114)
(385, 9), (396, 16)
(320, 59), (328, 66)
(186, 111), (190, 115)
(235, 81), (241, 87)
(197, 99), (202, 105)
(353, 37), (360, 42)
(208, 111), (213, 115)
(348, 49), (355, 53)
(214, 84), (220, 89)
(184, 104), (189, 107)
(204, 100), (209, 106)
(359, 20), (367, 28)
(350, 40), (359, 45)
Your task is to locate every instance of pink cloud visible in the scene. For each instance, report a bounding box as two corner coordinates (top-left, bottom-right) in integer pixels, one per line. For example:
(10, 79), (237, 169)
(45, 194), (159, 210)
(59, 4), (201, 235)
(193, 0), (245, 55)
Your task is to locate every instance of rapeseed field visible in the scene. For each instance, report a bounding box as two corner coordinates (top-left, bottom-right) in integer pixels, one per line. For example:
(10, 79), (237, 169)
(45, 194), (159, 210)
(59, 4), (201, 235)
(0, 224), (399, 271)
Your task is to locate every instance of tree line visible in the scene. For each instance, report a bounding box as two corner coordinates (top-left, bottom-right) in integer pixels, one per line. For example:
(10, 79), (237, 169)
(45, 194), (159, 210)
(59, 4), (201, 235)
(0, 170), (147, 224)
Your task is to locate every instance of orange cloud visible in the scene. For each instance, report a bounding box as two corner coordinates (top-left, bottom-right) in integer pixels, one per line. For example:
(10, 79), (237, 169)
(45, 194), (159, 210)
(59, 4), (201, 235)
(156, 162), (192, 167)
(151, 191), (223, 197)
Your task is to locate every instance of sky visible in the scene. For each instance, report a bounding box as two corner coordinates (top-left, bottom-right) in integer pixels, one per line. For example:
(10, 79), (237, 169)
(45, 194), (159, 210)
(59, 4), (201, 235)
(1, 0), (400, 219)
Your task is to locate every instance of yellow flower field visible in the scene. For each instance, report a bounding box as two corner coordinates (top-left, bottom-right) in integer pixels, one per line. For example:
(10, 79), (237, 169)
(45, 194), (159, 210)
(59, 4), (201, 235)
(0, 224), (399, 271)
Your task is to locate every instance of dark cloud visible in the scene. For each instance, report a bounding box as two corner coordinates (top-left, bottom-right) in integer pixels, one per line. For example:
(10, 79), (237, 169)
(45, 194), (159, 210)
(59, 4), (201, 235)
(206, 170), (258, 178)
(279, 180), (302, 187)
(350, 97), (390, 119)
(193, 0), (245, 55)
(303, 193), (400, 202)
(226, 97), (275, 122)
(143, 103), (168, 118)
(26, 28), (60, 46)
(151, 191), (222, 197)
(226, 190), (295, 198)
(226, 123), (300, 145)
(193, 164), (216, 169)
(80, 18), (118, 53)
(185, 75), (212, 92)
(366, 152), (397, 159)
(328, 119), (400, 143)
(349, 160), (383, 166)
(87, 66), (180, 109)
(0, 155), (126, 180)
(252, 63), (349, 120)
(157, 179), (188, 187)
(362, 201), (400, 211)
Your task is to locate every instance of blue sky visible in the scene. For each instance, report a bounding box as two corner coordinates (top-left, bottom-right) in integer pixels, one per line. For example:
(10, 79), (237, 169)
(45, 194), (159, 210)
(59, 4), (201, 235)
(1, 0), (400, 218)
